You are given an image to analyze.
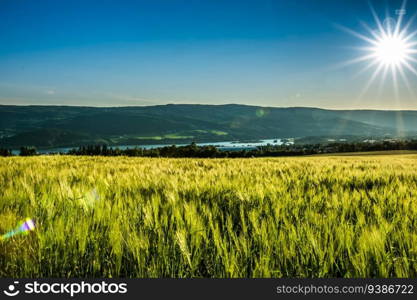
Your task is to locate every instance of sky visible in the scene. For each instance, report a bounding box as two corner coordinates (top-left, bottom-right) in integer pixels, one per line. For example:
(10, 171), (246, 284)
(1, 0), (417, 109)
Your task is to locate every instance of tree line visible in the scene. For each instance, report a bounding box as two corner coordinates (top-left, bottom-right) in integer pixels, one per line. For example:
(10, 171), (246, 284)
(0, 146), (37, 157)
(1, 140), (417, 158)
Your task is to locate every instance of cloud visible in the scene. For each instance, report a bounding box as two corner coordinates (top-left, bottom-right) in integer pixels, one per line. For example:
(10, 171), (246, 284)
(46, 90), (55, 95)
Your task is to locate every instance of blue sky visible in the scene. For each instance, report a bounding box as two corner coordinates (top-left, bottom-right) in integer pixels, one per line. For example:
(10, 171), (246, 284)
(1, 0), (417, 109)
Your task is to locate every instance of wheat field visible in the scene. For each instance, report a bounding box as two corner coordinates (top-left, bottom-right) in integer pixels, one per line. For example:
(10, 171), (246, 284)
(0, 154), (417, 277)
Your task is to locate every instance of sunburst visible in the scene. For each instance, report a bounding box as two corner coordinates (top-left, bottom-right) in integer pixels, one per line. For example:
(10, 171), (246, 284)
(339, 1), (417, 98)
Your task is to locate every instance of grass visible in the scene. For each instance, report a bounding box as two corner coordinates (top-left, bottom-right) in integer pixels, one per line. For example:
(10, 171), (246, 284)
(316, 150), (417, 156)
(1, 154), (417, 277)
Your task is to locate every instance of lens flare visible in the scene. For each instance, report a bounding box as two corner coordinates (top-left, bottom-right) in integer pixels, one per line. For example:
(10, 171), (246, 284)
(0, 218), (35, 241)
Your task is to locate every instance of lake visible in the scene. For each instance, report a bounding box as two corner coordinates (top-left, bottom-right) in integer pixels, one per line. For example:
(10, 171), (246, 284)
(12, 138), (294, 155)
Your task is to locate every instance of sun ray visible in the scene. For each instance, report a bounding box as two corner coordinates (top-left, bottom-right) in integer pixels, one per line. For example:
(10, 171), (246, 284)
(357, 62), (385, 99)
(327, 52), (378, 71)
(377, 64), (390, 95)
(402, 60), (417, 75)
(404, 41), (417, 49)
(394, 0), (407, 36)
(369, 3), (386, 36)
(390, 64), (406, 135)
(391, 64), (399, 98)
(353, 58), (381, 78)
(336, 24), (379, 45)
(398, 13), (417, 39)
(385, 7), (393, 35)
(404, 54), (417, 63)
(360, 21), (381, 40)
(398, 63), (416, 99)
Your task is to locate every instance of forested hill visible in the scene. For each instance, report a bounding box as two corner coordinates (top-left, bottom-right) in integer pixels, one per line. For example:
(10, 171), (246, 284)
(1, 104), (416, 148)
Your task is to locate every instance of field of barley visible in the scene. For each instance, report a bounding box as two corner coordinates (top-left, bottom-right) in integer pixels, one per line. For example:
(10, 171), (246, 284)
(1, 154), (417, 277)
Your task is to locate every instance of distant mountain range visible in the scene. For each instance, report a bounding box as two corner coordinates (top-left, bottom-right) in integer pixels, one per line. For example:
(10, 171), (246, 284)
(0, 104), (416, 148)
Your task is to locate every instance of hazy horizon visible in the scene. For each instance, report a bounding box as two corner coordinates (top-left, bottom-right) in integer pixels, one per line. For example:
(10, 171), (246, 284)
(2, 102), (417, 112)
(1, 0), (417, 109)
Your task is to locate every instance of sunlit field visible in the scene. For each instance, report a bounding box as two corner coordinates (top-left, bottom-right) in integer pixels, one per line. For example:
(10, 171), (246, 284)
(1, 154), (417, 277)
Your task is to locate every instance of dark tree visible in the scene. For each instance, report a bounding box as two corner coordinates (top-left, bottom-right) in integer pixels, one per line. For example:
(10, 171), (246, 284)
(0, 148), (13, 156)
(19, 146), (37, 156)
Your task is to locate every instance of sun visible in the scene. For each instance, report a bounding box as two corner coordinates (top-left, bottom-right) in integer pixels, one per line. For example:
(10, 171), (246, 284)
(373, 34), (409, 67)
(338, 1), (417, 97)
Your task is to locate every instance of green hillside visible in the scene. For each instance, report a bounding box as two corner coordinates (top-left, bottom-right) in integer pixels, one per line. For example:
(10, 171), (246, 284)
(0, 104), (416, 148)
